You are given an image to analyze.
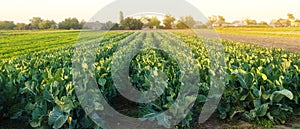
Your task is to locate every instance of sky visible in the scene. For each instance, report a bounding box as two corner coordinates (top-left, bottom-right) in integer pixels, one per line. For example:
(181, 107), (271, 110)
(0, 0), (300, 23)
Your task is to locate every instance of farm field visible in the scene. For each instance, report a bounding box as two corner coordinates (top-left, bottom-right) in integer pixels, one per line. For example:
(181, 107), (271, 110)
(0, 30), (300, 128)
(187, 27), (300, 38)
(172, 28), (300, 52)
(216, 27), (300, 38)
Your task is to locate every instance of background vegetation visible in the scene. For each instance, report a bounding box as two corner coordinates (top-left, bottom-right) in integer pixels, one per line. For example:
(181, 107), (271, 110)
(1, 12), (299, 30)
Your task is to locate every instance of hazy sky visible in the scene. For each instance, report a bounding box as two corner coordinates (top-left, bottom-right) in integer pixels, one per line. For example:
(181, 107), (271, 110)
(0, 0), (300, 23)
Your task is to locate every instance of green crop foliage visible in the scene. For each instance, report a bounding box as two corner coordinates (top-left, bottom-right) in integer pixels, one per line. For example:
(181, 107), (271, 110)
(0, 30), (299, 128)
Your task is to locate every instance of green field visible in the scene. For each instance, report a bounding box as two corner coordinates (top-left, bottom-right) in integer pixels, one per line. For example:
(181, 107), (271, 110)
(0, 30), (300, 128)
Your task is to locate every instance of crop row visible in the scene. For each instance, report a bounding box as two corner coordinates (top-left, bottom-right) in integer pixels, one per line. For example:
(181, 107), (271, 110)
(0, 31), (299, 128)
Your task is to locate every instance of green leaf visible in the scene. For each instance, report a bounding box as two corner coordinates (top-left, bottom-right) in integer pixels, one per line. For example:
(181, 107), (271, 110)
(10, 111), (22, 119)
(219, 112), (227, 119)
(30, 119), (41, 128)
(293, 65), (299, 71)
(253, 99), (261, 108)
(256, 103), (269, 117)
(261, 73), (267, 81)
(55, 68), (64, 79)
(49, 107), (68, 129)
(69, 119), (78, 129)
(267, 112), (274, 121)
(243, 110), (256, 121)
(80, 115), (93, 128)
(235, 70), (253, 89)
(252, 86), (260, 98)
(43, 91), (54, 102)
(9, 102), (26, 119)
(270, 89), (293, 103)
(240, 95), (248, 101)
(197, 95), (207, 103)
(32, 107), (45, 119)
(25, 103), (35, 111)
(97, 78), (106, 86)
(55, 97), (74, 113)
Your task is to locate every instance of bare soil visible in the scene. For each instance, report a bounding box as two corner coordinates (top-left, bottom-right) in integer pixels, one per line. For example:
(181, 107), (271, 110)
(182, 30), (300, 53)
(218, 33), (300, 53)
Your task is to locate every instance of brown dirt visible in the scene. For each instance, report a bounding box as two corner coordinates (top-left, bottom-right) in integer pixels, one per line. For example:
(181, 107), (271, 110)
(217, 33), (300, 53)
(172, 29), (300, 53)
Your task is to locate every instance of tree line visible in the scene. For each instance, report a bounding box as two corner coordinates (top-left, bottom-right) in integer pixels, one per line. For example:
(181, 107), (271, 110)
(0, 12), (299, 30)
(0, 11), (200, 30)
(0, 17), (86, 30)
(206, 13), (300, 27)
(83, 11), (199, 30)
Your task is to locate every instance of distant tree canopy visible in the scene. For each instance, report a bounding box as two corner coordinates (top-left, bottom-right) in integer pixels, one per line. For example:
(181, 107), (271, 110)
(245, 18), (257, 25)
(14, 23), (28, 30)
(29, 17), (43, 29)
(176, 16), (196, 29)
(207, 15), (218, 26)
(0, 21), (15, 30)
(218, 16), (226, 23)
(119, 11), (124, 25)
(38, 20), (56, 29)
(145, 16), (161, 29)
(28, 17), (57, 30)
(176, 19), (188, 29)
(268, 13), (298, 27)
(287, 13), (295, 20)
(2, 12), (300, 30)
(58, 18), (82, 30)
(258, 21), (268, 26)
(163, 14), (176, 29)
(121, 17), (143, 30)
(101, 21), (119, 30)
(118, 11), (143, 30)
(206, 15), (225, 26)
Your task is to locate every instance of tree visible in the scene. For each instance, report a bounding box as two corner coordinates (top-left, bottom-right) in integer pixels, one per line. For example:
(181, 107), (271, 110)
(29, 17), (43, 29)
(14, 23), (28, 30)
(119, 11), (125, 29)
(258, 21), (268, 26)
(146, 16), (161, 29)
(120, 11), (124, 24)
(206, 15), (225, 27)
(80, 19), (86, 28)
(287, 13), (295, 20)
(245, 18), (257, 25)
(277, 18), (291, 27)
(207, 15), (217, 26)
(194, 21), (207, 28)
(176, 16), (196, 29)
(163, 14), (176, 29)
(59, 18), (81, 30)
(217, 16), (226, 23)
(38, 20), (56, 29)
(122, 17), (143, 30)
(185, 16), (196, 27)
(140, 16), (150, 26)
(0, 21), (15, 30)
(101, 21), (119, 30)
(176, 17), (188, 29)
